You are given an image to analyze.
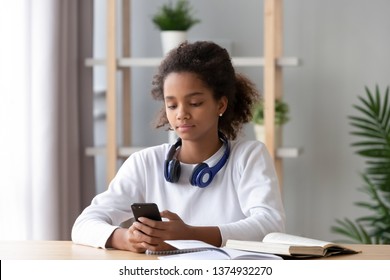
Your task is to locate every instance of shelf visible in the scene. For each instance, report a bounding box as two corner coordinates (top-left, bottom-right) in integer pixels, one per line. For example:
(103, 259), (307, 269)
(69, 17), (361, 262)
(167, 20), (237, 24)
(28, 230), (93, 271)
(92, 0), (298, 189)
(85, 58), (105, 67)
(232, 57), (300, 67)
(85, 146), (146, 158)
(86, 146), (302, 159)
(85, 57), (300, 68)
(276, 147), (303, 158)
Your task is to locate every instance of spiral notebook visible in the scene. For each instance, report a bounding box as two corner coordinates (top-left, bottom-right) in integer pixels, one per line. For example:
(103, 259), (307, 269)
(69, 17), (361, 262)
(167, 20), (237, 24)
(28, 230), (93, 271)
(146, 240), (216, 255)
(146, 240), (282, 260)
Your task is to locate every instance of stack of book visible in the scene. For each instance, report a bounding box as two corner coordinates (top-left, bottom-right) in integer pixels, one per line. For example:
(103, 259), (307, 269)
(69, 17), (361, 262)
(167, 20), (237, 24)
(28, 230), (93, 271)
(147, 232), (360, 260)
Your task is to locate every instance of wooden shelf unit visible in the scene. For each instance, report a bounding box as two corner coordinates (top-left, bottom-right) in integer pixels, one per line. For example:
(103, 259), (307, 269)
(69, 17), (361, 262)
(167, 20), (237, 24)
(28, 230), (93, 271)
(85, 56), (300, 67)
(86, 146), (302, 159)
(88, 0), (299, 190)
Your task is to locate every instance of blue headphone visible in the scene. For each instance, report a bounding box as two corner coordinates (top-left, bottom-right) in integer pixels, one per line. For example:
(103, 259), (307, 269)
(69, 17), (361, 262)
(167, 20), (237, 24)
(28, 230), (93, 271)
(164, 132), (230, 188)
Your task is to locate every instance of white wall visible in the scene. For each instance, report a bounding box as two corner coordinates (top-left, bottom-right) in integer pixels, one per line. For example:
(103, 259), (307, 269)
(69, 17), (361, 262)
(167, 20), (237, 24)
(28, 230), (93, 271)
(282, 0), (390, 241)
(92, 0), (390, 241)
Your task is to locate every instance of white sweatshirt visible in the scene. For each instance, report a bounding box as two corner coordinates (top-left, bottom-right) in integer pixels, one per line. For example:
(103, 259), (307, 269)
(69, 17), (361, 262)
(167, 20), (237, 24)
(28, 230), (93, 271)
(71, 138), (286, 248)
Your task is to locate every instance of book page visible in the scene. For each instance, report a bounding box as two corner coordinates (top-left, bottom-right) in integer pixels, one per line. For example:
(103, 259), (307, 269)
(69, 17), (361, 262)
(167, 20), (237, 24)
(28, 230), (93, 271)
(226, 239), (295, 255)
(162, 240), (283, 260)
(222, 248), (282, 260)
(158, 247), (282, 260)
(263, 233), (332, 247)
(159, 250), (230, 260)
(165, 240), (216, 250)
(146, 240), (216, 256)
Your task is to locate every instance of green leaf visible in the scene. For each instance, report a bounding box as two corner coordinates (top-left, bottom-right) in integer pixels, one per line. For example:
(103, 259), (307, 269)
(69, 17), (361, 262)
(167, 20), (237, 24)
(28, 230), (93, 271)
(251, 99), (289, 125)
(379, 89), (389, 124)
(350, 122), (382, 134)
(351, 141), (387, 147)
(354, 201), (377, 209)
(352, 104), (377, 121)
(332, 86), (390, 244)
(331, 218), (372, 243)
(350, 131), (384, 139)
(356, 148), (390, 158)
(152, 0), (200, 31)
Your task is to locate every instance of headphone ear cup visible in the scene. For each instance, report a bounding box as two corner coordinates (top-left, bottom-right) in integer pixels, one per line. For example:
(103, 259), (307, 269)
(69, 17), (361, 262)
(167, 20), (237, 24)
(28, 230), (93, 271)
(165, 159), (181, 183)
(164, 160), (170, 181)
(190, 162), (209, 186)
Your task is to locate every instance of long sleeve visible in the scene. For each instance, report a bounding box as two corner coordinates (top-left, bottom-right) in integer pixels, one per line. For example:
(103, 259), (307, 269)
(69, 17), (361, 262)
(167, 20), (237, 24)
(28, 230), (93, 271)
(71, 150), (149, 248)
(217, 140), (285, 245)
(71, 140), (285, 248)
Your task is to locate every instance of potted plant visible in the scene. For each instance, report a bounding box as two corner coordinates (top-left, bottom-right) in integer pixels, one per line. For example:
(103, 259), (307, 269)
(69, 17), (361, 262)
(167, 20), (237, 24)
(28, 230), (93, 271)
(331, 85), (390, 244)
(252, 99), (290, 145)
(152, 0), (200, 55)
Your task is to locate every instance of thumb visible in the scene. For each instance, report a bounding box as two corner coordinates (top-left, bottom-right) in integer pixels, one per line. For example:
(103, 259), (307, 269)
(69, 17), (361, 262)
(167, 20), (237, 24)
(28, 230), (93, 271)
(160, 210), (181, 221)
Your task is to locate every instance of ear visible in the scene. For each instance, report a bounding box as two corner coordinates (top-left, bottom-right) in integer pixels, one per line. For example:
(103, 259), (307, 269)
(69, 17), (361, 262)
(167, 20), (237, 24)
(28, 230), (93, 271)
(218, 96), (228, 115)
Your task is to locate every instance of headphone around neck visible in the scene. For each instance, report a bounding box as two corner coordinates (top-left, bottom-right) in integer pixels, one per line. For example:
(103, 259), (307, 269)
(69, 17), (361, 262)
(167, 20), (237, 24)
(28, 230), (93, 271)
(164, 132), (230, 188)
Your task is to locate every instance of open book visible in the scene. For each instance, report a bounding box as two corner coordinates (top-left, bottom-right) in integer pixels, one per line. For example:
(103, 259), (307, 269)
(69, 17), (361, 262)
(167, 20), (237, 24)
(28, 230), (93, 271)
(148, 240), (282, 260)
(225, 232), (361, 258)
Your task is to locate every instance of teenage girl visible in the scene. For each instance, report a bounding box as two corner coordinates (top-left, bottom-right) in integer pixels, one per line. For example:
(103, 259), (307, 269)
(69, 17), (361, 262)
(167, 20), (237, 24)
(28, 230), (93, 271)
(72, 41), (285, 253)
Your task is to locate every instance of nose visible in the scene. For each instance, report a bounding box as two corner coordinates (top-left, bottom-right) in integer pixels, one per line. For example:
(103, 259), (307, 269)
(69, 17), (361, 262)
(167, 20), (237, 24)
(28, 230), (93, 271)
(176, 105), (189, 120)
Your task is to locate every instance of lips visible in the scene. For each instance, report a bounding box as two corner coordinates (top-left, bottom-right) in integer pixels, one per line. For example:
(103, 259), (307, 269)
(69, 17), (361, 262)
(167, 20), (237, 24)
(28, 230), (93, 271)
(176, 124), (194, 131)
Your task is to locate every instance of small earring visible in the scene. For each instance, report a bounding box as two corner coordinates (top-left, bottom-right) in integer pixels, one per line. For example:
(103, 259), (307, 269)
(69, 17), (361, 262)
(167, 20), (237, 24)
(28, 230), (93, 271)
(219, 113), (223, 117)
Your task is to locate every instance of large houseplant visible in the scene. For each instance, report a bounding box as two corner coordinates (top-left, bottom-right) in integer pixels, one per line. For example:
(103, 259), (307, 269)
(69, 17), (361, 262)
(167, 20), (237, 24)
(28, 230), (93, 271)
(252, 99), (289, 144)
(331, 85), (390, 244)
(152, 0), (200, 55)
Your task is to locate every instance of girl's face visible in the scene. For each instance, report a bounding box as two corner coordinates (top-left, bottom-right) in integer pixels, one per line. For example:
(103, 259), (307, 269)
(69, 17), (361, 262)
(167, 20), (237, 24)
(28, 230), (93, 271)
(163, 72), (227, 142)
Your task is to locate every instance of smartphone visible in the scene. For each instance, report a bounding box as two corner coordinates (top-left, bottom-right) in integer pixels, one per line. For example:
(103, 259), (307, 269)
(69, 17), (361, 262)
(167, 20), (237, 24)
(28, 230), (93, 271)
(131, 203), (162, 222)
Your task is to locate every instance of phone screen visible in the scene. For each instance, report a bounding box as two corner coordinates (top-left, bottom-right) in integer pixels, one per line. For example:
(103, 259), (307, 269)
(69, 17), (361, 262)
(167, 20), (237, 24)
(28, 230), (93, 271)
(131, 203), (162, 222)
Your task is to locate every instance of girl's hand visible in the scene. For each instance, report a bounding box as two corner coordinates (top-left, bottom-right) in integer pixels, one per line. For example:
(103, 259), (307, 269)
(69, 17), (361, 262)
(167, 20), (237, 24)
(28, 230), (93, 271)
(107, 210), (221, 252)
(105, 226), (148, 253)
(132, 210), (192, 252)
(106, 211), (189, 252)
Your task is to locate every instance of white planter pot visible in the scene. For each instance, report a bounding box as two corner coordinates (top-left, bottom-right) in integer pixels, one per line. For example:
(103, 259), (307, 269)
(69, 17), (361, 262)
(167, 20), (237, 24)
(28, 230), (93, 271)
(254, 124), (282, 147)
(160, 31), (187, 55)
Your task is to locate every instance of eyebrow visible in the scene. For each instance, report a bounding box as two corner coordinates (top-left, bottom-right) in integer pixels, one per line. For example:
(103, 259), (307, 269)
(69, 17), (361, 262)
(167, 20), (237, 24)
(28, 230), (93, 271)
(164, 92), (205, 100)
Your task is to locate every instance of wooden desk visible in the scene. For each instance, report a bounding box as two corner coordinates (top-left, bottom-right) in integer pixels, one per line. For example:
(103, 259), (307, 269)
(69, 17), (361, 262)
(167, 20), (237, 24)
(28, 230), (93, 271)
(0, 241), (389, 260)
(0, 241), (157, 260)
(318, 244), (390, 260)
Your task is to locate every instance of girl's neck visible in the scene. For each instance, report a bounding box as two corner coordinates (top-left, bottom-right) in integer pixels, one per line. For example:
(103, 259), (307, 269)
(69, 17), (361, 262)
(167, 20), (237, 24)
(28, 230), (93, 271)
(178, 136), (223, 164)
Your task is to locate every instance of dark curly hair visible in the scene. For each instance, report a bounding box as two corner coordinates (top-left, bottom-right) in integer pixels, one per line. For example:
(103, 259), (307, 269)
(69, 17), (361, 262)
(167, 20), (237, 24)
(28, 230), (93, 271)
(151, 41), (259, 140)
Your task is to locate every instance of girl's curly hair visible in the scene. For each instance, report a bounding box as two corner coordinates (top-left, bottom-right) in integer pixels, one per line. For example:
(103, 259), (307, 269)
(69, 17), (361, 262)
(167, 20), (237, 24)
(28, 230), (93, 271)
(151, 41), (259, 140)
